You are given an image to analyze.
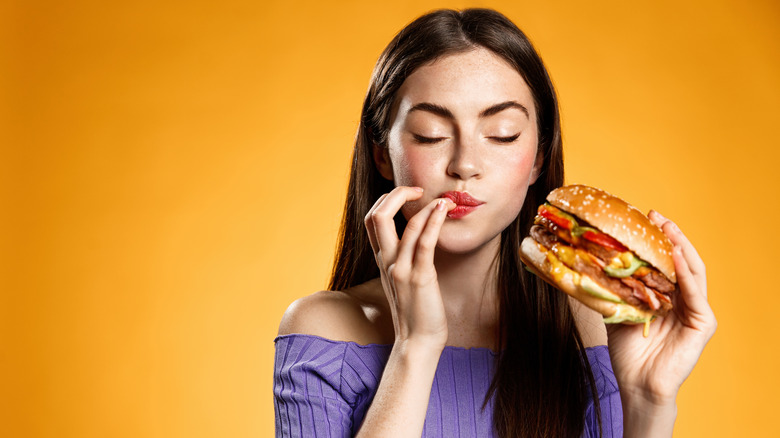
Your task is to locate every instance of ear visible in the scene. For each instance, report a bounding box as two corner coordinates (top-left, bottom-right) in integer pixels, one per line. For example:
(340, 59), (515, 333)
(372, 144), (394, 181)
(529, 150), (545, 185)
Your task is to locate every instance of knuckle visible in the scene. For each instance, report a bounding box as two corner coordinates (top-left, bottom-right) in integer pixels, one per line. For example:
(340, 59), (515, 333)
(410, 271), (433, 288)
(416, 237), (433, 253)
(371, 209), (386, 223)
(388, 264), (409, 282)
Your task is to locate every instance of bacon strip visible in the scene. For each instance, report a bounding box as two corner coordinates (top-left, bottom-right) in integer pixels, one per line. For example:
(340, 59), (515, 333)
(529, 224), (673, 314)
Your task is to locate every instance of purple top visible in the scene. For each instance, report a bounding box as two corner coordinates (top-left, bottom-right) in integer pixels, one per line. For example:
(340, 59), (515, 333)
(274, 334), (623, 437)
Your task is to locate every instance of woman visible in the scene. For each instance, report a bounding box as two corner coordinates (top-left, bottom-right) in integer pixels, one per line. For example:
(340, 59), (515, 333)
(274, 8), (715, 437)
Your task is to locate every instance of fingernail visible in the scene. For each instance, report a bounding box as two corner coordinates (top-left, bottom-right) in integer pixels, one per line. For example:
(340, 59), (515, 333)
(436, 199), (446, 211)
(413, 187), (424, 192)
(651, 210), (667, 221)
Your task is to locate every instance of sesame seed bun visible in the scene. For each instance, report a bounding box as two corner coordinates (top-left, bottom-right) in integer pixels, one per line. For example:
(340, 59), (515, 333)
(546, 185), (676, 283)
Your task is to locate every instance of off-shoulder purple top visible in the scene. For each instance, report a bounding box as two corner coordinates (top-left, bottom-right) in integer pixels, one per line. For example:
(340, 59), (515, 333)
(274, 334), (622, 437)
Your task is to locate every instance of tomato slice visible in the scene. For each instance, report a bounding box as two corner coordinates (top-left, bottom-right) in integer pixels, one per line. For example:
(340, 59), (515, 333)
(538, 206), (573, 230)
(582, 230), (628, 252)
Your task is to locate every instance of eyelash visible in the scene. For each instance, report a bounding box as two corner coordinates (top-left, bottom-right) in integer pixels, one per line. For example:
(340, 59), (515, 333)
(491, 134), (521, 143)
(412, 134), (521, 144)
(413, 134), (446, 144)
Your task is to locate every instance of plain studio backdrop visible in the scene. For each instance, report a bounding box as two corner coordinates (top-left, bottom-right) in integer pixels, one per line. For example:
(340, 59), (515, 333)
(2, 0), (778, 436)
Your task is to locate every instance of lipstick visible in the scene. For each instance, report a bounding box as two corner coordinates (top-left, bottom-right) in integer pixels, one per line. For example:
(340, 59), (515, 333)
(440, 191), (485, 219)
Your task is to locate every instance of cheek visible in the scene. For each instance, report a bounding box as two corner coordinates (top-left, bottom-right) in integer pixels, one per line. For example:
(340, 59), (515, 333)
(389, 148), (437, 220)
(389, 147), (438, 187)
(501, 148), (538, 187)
(494, 148), (539, 210)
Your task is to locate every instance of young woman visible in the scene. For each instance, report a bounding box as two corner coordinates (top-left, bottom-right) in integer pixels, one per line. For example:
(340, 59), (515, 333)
(274, 8), (716, 437)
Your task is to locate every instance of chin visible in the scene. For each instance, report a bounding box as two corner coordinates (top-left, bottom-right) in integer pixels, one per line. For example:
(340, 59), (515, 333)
(434, 230), (501, 256)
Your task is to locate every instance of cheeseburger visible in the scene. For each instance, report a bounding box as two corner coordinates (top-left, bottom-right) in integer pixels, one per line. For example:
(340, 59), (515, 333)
(519, 185), (676, 336)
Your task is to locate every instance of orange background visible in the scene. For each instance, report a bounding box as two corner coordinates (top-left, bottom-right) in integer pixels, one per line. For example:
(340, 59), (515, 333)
(2, 0), (779, 436)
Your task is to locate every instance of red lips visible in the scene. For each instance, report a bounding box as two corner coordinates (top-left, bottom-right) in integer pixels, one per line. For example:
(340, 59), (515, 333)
(440, 191), (485, 219)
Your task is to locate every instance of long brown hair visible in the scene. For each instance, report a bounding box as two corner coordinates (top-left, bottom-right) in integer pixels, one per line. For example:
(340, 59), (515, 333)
(329, 8), (601, 437)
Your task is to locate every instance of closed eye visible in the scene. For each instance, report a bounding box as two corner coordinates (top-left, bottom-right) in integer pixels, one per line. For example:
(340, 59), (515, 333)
(412, 134), (447, 144)
(489, 133), (521, 144)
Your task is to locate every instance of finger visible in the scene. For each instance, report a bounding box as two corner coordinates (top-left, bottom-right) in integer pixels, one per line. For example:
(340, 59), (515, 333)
(648, 209), (668, 228)
(650, 211), (700, 264)
(673, 245), (711, 310)
(413, 199), (454, 268)
(369, 186), (424, 262)
(661, 221), (706, 291)
(396, 198), (455, 267)
(649, 210), (706, 288)
(364, 193), (389, 254)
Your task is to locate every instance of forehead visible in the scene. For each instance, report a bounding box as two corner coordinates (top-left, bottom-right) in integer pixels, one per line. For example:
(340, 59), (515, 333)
(393, 47), (536, 119)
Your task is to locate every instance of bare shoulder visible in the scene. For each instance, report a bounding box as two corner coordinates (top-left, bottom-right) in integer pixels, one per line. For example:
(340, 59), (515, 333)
(568, 296), (608, 348)
(277, 278), (394, 345)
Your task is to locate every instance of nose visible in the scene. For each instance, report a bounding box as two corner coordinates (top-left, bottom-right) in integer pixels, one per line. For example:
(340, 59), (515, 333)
(446, 137), (483, 180)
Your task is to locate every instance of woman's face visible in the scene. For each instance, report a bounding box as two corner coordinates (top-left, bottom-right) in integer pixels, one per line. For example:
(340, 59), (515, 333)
(379, 47), (542, 255)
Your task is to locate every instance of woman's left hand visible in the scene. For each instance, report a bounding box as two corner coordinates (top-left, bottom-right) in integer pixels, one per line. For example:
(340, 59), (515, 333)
(606, 210), (717, 410)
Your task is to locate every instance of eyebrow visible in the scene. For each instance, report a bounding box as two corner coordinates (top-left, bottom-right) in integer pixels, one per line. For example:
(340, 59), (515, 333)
(407, 100), (530, 119)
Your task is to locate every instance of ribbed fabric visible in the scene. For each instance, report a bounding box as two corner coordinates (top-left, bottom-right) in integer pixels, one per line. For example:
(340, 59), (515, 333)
(273, 334), (622, 437)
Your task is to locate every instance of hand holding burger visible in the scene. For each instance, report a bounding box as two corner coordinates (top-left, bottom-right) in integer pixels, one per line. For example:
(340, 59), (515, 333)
(520, 185), (678, 336)
(521, 184), (717, 435)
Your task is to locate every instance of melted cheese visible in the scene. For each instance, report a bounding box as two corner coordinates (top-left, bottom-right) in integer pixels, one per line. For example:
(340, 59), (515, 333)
(541, 241), (655, 338)
(549, 243), (624, 304)
(620, 252), (634, 268)
(550, 243), (577, 268)
(545, 250), (580, 285)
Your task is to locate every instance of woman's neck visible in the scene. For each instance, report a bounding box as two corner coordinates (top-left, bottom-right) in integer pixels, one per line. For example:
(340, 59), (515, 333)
(433, 237), (501, 348)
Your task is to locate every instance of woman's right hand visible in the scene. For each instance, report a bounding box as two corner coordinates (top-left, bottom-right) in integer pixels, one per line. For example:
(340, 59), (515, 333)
(356, 186), (456, 437)
(364, 186), (455, 350)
